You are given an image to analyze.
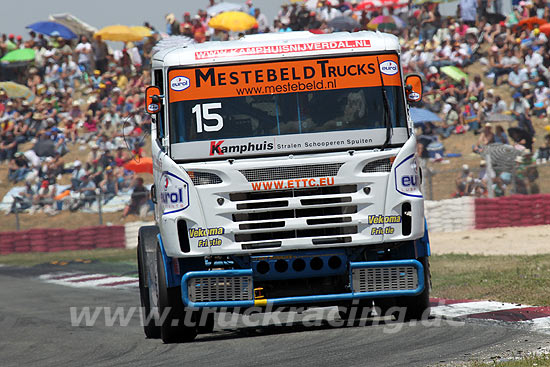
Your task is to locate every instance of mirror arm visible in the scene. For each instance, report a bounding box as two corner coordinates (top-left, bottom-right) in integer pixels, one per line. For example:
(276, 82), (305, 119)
(151, 94), (165, 103)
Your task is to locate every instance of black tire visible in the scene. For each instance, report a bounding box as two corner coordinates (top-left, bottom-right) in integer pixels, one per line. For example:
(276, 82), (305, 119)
(197, 310), (215, 334)
(395, 257), (431, 320)
(373, 297), (397, 318)
(157, 246), (197, 343)
(137, 226), (160, 339)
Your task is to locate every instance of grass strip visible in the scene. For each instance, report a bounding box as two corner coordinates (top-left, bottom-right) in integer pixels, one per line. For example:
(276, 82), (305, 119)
(431, 254), (550, 307)
(0, 248), (136, 267)
(470, 353), (550, 366)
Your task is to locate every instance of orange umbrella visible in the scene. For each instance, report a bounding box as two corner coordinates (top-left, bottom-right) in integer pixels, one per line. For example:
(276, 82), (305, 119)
(540, 23), (550, 36)
(516, 17), (546, 30)
(124, 157), (153, 174)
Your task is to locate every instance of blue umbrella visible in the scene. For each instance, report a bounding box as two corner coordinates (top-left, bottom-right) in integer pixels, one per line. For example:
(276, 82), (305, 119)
(26, 21), (77, 39)
(410, 107), (442, 126)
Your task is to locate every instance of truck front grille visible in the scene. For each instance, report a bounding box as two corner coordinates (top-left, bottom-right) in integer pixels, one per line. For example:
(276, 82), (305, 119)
(352, 266), (418, 293)
(188, 276), (253, 302)
(230, 185), (358, 246)
(239, 163), (343, 182)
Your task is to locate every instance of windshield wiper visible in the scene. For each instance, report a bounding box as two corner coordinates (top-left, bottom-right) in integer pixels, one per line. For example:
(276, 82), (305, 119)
(377, 56), (393, 150)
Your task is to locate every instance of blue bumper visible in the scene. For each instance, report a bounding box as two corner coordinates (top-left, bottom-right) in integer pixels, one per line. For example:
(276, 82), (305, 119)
(181, 259), (425, 308)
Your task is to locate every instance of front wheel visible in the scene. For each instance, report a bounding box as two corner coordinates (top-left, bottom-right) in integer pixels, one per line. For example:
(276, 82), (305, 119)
(137, 227), (160, 339)
(157, 247), (197, 343)
(197, 310), (215, 334)
(395, 257), (431, 320)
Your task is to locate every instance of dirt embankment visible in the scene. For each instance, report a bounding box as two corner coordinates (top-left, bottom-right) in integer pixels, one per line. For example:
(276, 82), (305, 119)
(430, 225), (550, 255)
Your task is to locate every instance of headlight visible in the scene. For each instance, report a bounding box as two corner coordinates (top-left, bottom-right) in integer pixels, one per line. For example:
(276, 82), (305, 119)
(186, 171), (222, 186)
(362, 157), (395, 173)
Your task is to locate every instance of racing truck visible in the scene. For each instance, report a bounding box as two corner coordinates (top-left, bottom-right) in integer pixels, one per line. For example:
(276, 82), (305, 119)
(139, 31), (430, 343)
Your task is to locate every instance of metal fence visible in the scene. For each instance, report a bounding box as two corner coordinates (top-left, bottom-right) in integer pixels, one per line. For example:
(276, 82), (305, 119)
(7, 190), (153, 231)
(421, 156), (550, 201)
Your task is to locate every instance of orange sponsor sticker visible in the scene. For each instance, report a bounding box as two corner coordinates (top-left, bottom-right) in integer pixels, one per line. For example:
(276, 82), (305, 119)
(168, 54), (401, 102)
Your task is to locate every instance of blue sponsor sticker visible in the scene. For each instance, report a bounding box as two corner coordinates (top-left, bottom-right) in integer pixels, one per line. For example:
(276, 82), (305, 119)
(170, 76), (190, 91)
(379, 60), (398, 76)
(160, 172), (190, 214)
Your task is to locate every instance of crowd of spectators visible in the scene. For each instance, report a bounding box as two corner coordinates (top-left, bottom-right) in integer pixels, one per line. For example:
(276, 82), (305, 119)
(0, 28), (152, 216)
(2, 0), (550, 214)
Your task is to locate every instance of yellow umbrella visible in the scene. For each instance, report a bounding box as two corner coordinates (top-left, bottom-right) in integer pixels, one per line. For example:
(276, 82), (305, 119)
(130, 26), (152, 39)
(209, 11), (258, 32)
(94, 25), (148, 42)
(0, 81), (34, 101)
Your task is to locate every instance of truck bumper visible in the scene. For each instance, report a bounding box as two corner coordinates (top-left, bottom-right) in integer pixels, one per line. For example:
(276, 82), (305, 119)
(181, 259), (425, 308)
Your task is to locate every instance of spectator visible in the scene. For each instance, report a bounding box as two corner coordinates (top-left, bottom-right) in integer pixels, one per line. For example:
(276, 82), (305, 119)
(10, 181), (35, 213)
(492, 175), (507, 197)
(493, 94), (508, 113)
(78, 174), (97, 207)
(113, 145), (131, 167)
(460, 96), (480, 132)
(494, 125), (509, 144)
(245, 0), (255, 16)
(438, 96), (460, 138)
(533, 81), (549, 117)
(254, 8), (270, 33)
(478, 159), (494, 184)
(49, 127), (67, 156)
(60, 55), (82, 89)
(510, 91), (535, 149)
(7, 152), (30, 182)
(467, 75), (485, 101)
(99, 167), (119, 203)
(420, 4), (437, 42)
(534, 134), (550, 161)
(473, 124), (495, 154)
(453, 164), (474, 197)
(75, 35), (92, 73)
(319, 1), (342, 22)
(48, 152), (66, 178)
(88, 157), (105, 186)
(515, 152), (539, 195)
(508, 63), (529, 90)
(0, 131), (18, 163)
(93, 35), (109, 73)
(487, 46), (508, 86)
(33, 179), (57, 215)
(165, 13), (180, 35)
(524, 46), (543, 72)
(460, 0), (477, 26)
(191, 16), (207, 43)
(122, 177), (149, 218)
(70, 160), (86, 190)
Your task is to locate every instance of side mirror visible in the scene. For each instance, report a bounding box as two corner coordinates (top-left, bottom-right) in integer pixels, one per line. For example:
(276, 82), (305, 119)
(405, 74), (423, 103)
(145, 86), (161, 114)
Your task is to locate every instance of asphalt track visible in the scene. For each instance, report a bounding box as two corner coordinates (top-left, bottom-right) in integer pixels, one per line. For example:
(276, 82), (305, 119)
(1, 269), (549, 367)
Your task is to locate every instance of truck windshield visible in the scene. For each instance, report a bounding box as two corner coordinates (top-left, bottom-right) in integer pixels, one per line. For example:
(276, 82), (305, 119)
(166, 53), (408, 158)
(169, 85), (406, 143)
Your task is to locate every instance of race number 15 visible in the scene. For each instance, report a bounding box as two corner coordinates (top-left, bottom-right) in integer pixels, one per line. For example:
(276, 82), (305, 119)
(192, 103), (223, 133)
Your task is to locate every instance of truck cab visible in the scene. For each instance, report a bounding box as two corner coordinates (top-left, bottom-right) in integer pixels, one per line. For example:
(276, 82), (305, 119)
(139, 31), (429, 343)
